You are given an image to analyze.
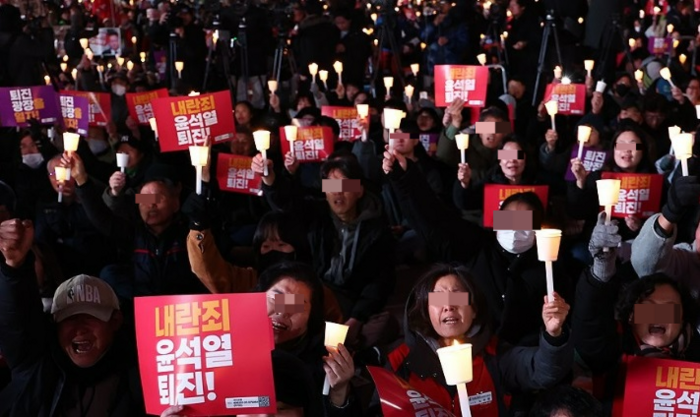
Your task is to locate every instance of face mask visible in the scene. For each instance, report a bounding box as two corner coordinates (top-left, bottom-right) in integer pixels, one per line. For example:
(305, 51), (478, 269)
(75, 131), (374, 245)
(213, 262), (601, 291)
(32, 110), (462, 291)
(258, 250), (296, 273)
(496, 230), (535, 254)
(22, 153), (44, 169)
(112, 84), (126, 96)
(88, 139), (109, 155)
(615, 84), (631, 97)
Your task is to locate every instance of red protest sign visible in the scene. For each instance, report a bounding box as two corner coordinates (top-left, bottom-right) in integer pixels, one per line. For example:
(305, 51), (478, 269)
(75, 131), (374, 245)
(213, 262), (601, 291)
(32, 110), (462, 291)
(321, 106), (361, 141)
(280, 126), (334, 162)
(153, 91), (236, 152)
(367, 366), (456, 417)
(483, 184), (549, 228)
(126, 88), (169, 125)
(434, 65), (489, 108)
(135, 293), (276, 416)
(543, 83), (587, 115)
(600, 172), (663, 218)
(216, 153), (263, 196)
(615, 356), (700, 417)
(60, 90), (112, 127)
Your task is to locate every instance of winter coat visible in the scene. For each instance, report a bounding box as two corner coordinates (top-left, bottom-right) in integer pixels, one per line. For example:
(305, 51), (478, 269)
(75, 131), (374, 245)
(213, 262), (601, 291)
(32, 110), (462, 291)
(387, 159), (573, 346)
(262, 177), (396, 322)
(422, 11), (469, 75)
(0, 255), (145, 416)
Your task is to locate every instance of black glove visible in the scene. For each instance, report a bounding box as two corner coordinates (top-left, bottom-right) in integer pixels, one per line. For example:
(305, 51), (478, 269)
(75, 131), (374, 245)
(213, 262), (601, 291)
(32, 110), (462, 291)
(181, 192), (210, 231)
(661, 175), (700, 224)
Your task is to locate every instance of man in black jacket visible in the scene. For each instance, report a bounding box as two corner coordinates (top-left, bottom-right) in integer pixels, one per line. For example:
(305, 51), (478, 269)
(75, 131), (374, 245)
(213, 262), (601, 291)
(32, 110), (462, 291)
(0, 218), (145, 416)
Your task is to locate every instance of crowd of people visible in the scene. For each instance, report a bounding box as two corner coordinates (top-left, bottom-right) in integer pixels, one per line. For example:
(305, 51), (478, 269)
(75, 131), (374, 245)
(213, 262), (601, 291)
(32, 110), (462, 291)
(0, 0), (700, 416)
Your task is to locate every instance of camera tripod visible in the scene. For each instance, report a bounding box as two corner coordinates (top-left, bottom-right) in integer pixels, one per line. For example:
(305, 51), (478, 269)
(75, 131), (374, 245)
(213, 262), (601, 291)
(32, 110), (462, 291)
(202, 19), (235, 99)
(596, 15), (632, 82)
(532, 11), (563, 106)
(370, 10), (404, 98)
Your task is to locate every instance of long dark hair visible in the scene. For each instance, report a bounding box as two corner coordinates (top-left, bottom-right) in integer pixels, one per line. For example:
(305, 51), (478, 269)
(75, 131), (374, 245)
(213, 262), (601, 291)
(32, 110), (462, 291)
(604, 125), (655, 173)
(254, 261), (325, 338)
(252, 211), (311, 264)
(406, 263), (489, 341)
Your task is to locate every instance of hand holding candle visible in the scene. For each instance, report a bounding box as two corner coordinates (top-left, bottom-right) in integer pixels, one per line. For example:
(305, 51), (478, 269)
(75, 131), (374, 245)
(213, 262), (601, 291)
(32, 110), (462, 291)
(456, 133), (469, 164)
(660, 67), (675, 89)
(357, 104), (369, 141)
(553, 66), (562, 80)
(333, 61), (343, 85)
(535, 229), (562, 302)
(410, 63), (419, 76)
(383, 76), (393, 98)
(175, 61), (184, 79)
(268, 79), (278, 95)
(672, 133), (694, 176)
(319, 70), (329, 90)
(116, 152), (130, 173)
(189, 145), (210, 195)
(436, 342), (473, 417)
(477, 53), (486, 65)
(54, 166), (71, 203)
(63, 132), (80, 156)
(322, 322), (349, 396)
(284, 125), (298, 142)
(308, 63), (318, 84)
(596, 179), (621, 254)
(584, 60), (594, 78)
(576, 125), (592, 160)
(79, 38), (89, 50)
(383, 108), (405, 151)
(544, 101), (558, 132)
(253, 130), (271, 176)
(635, 69), (644, 83)
(404, 84), (414, 104)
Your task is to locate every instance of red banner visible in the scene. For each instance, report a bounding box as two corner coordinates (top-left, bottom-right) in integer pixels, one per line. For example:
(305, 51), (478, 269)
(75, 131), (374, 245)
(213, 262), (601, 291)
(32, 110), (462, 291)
(135, 293), (276, 416)
(126, 88), (169, 125)
(367, 366), (456, 417)
(600, 172), (664, 218)
(321, 106), (361, 141)
(153, 91), (236, 152)
(216, 153), (263, 196)
(616, 356), (700, 417)
(60, 90), (112, 127)
(543, 84), (587, 115)
(280, 126), (334, 162)
(483, 185), (549, 228)
(434, 65), (489, 108)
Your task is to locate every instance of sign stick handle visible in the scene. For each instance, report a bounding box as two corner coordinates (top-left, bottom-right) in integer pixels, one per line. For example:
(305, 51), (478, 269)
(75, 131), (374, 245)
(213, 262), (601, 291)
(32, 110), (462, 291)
(457, 383), (472, 417)
(262, 149), (269, 177)
(603, 205), (612, 252)
(195, 165), (203, 195)
(681, 158), (689, 176)
(577, 142), (584, 160)
(323, 376), (331, 396)
(545, 260), (554, 303)
(461, 149), (466, 164)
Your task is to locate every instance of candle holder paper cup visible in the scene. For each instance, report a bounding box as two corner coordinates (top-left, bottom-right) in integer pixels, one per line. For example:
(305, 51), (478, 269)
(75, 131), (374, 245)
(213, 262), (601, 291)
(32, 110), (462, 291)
(595, 81), (607, 93)
(436, 343), (473, 385)
(116, 153), (130, 168)
(672, 133), (694, 159)
(284, 125), (298, 142)
(64, 132), (80, 153)
(324, 322), (349, 348)
(535, 229), (562, 262)
(596, 179), (621, 207)
(456, 134), (470, 150)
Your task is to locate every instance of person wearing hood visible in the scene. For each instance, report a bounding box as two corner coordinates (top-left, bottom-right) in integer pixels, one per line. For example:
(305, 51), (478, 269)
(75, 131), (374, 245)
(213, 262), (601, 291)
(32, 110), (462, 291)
(13, 124), (59, 219)
(0, 219), (145, 415)
(252, 152), (396, 345)
(291, 0), (340, 86)
(108, 72), (131, 133)
(384, 264), (573, 417)
(383, 148), (574, 347)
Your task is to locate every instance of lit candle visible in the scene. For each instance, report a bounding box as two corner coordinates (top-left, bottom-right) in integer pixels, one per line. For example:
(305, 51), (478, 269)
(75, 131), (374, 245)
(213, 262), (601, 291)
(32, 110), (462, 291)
(680, 54), (687, 65)
(455, 133), (469, 164)
(404, 84), (414, 104)
(502, 31), (508, 40)
(44, 75), (50, 85)
(62, 55), (69, 63)
(561, 77), (572, 85)
(673, 39), (680, 49)
(319, 70), (329, 89)
(268, 79), (278, 94)
(322, 322), (350, 395)
(357, 104), (369, 141)
(60, 62), (68, 72)
(116, 152), (130, 173)
(189, 145), (210, 195)
(140, 52), (146, 63)
(79, 38), (89, 50)
(126, 60), (134, 71)
(436, 342), (473, 417)
(595, 81), (607, 93)
(117, 56), (125, 67)
(84, 48), (94, 61)
(253, 130), (271, 176)
(535, 229), (562, 301)
(383, 108), (405, 151)
(635, 69), (644, 82)
(308, 63), (318, 84)
(383, 76), (394, 91)
(370, 13), (377, 23)
(577, 125), (592, 160)
(149, 118), (158, 140)
(188, 91), (200, 97)
(667, 24), (674, 35)
(544, 100), (558, 132)
(477, 54), (486, 66)
(71, 68), (77, 80)
(628, 38), (636, 49)
(54, 166), (71, 203)
(696, 106), (700, 120)
(654, 6), (661, 15)
(596, 179), (621, 242)
(672, 133), (694, 176)
(131, 35), (137, 46)
(584, 60), (594, 77)
(660, 67), (675, 88)
(333, 61), (343, 85)
(410, 63), (419, 76)
(63, 132), (80, 155)
(175, 61), (184, 79)
(283, 125), (298, 142)
(639, 10), (645, 19)
(553, 66), (562, 80)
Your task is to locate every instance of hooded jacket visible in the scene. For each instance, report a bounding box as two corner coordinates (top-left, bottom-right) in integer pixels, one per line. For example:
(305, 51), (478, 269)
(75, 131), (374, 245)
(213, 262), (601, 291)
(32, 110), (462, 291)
(386, 291), (573, 417)
(263, 177), (396, 322)
(387, 158), (573, 346)
(0, 255), (145, 416)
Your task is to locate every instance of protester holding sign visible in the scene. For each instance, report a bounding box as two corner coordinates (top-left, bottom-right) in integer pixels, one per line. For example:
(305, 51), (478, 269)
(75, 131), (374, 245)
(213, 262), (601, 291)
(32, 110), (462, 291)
(386, 264), (573, 416)
(0, 218), (145, 415)
(383, 149), (573, 346)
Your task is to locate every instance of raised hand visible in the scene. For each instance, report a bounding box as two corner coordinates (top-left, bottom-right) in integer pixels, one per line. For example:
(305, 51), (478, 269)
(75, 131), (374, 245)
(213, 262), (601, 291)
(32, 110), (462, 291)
(0, 219), (34, 268)
(109, 171), (127, 196)
(542, 292), (570, 338)
(457, 163), (472, 188)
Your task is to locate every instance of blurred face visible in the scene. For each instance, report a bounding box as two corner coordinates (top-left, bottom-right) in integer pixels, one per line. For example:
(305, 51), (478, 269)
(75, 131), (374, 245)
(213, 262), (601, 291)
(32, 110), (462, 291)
(509, 0), (524, 17)
(417, 111), (436, 131)
(116, 143), (143, 169)
(20, 135), (38, 155)
(292, 7), (305, 23)
(324, 169), (364, 221)
(354, 92), (369, 106)
(108, 34), (120, 51)
(296, 97), (312, 111)
(614, 131), (643, 172)
(230, 132), (254, 156)
(334, 16), (350, 32)
(57, 313), (120, 368)
(632, 284), (683, 348)
(428, 275), (476, 346)
(138, 182), (180, 230)
(260, 232), (295, 255)
(235, 104), (253, 126)
(507, 80), (525, 100)
(47, 158), (75, 198)
(479, 116), (506, 149)
(686, 80), (700, 103)
(345, 84), (359, 101)
(644, 111), (666, 130)
(266, 278), (312, 345)
(499, 141), (526, 180)
(620, 107), (643, 124)
(393, 133), (418, 156)
(583, 126), (601, 147)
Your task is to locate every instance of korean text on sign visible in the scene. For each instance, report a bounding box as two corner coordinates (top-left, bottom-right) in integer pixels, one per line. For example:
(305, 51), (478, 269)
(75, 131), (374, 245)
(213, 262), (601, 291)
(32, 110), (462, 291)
(565, 147), (609, 181)
(482, 184), (549, 228)
(321, 106), (361, 141)
(127, 89), (168, 125)
(60, 96), (84, 132)
(155, 299), (232, 406)
(10, 88), (45, 124)
(434, 65), (488, 107)
(171, 96), (219, 147)
(445, 67), (476, 104)
(655, 366), (700, 416)
(280, 126), (334, 163)
(601, 172), (663, 218)
(543, 84), (587, 115)
(216, 153), (263, 196)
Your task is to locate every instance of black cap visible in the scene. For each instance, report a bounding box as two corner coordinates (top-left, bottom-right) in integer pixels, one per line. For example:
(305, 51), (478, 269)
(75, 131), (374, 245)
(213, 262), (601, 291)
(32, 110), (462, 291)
(114, 133), (147, 154)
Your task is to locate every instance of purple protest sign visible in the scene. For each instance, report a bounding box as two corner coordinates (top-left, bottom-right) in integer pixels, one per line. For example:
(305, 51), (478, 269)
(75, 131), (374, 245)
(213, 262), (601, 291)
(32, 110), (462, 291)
(420, 133), (439, 156)
(59, 94), (90, 136)
(647, 37), (672, 55)
(0, 86), (60, 127)
(565, 146), (610, 181)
